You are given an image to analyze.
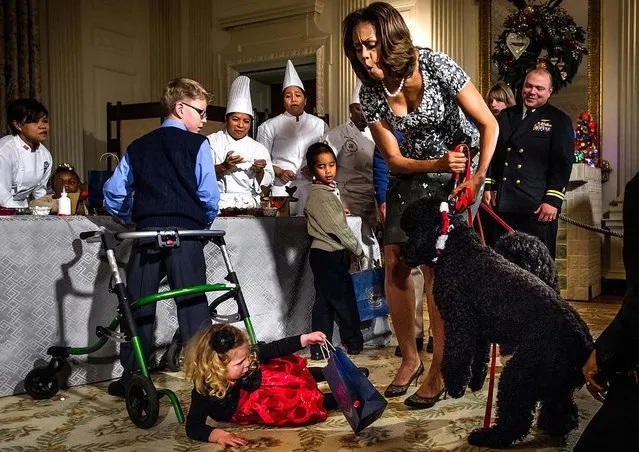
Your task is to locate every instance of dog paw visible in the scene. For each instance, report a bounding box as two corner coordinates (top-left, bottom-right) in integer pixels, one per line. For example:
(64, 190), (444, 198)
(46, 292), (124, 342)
(447, 384), (467, 399)
(537, 411), (578, 436)
(468, 427), (515, 449)
(469, 379), (484, 392)
(468, 371), (486, 392)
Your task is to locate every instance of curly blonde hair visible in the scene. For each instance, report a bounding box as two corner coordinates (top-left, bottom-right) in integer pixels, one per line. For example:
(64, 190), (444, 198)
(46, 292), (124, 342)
(182, 324), (257, 399)
(160, 77), (212, 117)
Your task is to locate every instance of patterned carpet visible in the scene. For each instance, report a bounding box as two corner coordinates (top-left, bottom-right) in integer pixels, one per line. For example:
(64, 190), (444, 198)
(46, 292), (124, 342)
(0, 302), (619, 452)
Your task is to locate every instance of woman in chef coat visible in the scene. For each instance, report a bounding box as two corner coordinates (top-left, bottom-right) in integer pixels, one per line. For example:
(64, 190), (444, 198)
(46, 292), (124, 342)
(0, 98), (53, 209)
(209, 76), (274, 210)
(257, 60), (328, 216)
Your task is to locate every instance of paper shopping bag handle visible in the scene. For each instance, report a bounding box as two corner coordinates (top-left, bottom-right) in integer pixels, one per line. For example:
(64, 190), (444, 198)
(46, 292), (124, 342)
(99, 153), (120, 169)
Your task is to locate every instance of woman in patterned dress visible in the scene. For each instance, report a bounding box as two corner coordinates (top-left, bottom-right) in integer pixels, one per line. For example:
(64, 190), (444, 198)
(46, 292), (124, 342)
(343, 2), (498, 408)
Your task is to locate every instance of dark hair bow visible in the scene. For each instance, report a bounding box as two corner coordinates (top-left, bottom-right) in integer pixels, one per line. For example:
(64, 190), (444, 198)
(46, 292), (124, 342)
(211, 329), (235, 354)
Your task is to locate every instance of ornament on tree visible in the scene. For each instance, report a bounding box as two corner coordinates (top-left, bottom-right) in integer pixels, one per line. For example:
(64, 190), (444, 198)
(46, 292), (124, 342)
(506, 33), (531, 60)
(574, 112), (599, 167)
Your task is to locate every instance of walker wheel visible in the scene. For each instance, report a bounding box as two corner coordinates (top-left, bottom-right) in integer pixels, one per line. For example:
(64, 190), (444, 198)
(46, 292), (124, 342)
(125, 375), (159, 429)
(24, 367), (59, 400)
(166, 339), (183, 372)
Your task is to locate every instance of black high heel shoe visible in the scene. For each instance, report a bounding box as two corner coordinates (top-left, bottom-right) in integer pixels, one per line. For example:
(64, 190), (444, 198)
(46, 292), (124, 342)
(384, 361), (424, 398)
(404, 386), (447, 409)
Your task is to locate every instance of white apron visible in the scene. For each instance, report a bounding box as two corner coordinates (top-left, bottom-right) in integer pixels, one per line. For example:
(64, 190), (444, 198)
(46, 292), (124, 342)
(209, 130), (274, 209)
(257, 111), (327, 216)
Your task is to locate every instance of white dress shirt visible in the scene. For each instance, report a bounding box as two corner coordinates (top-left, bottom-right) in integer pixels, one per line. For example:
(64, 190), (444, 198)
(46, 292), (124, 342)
(257, 111), (328, 215)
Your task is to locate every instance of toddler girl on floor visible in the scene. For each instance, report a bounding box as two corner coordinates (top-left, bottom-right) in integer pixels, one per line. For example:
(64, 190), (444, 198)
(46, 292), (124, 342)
(184, 324), (352, 446)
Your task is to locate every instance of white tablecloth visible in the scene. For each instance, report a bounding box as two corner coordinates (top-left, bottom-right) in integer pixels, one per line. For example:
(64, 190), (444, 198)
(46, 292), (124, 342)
(0, 215), (383, 396)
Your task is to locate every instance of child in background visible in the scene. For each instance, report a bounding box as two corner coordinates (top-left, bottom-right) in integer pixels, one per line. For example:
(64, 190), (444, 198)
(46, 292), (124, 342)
(184, 324), (345, 446)
(29, 163), (88, 214)
(304, 142), (364, 360)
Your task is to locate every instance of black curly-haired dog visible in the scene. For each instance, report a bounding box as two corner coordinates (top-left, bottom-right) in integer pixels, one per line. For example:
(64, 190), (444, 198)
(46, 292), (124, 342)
(401, 198), (594, 448)
(494, 231), (560, 294)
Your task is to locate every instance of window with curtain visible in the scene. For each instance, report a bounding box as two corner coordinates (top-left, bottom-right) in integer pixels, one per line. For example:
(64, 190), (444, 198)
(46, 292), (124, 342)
(0, 0), (42, 134)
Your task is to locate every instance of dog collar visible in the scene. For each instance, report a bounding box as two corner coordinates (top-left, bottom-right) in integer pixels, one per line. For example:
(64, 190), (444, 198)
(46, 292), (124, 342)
(433, 201), (454, 263)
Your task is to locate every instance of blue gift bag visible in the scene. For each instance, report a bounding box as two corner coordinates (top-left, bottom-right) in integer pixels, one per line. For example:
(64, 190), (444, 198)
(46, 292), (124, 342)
(321, 344), (387, 433)
(88, 153), (118, 208)
(351, 267), (388, 321)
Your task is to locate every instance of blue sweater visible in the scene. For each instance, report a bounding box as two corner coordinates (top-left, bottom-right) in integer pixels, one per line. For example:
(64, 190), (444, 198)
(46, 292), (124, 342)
(372, 130), (403, 204)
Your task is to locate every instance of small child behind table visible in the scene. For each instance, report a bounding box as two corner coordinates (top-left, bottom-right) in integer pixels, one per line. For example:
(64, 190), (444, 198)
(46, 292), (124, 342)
(183, 324), (345, 446)
(304, 142), (365, 360)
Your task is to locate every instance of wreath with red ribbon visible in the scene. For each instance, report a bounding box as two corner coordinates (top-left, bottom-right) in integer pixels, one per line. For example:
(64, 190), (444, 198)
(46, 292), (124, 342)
(492, 1), (587, 94)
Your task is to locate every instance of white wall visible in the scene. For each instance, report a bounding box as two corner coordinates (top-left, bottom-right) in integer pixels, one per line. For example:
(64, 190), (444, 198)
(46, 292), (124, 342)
(80, 0), (151, 173)
(38, 0), (632, 204)
(601, 0), (621, 207)
(249, 79), (271, 112)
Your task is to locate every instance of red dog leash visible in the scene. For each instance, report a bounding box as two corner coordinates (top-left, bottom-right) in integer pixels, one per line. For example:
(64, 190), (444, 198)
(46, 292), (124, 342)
(451, 144), (474, 227)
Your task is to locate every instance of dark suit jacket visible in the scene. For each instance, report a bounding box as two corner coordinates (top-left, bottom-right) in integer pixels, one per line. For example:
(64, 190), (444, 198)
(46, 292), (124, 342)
(595, 172), (639, 373)
(485, 103), (574, 213)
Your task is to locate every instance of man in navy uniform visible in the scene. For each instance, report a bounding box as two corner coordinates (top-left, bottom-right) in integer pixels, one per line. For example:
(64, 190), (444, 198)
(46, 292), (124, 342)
(483, 68), (574, 258)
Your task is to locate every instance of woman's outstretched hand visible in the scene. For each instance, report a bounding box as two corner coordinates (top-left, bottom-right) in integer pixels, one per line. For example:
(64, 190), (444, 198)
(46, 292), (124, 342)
(301, 331), (327, 347)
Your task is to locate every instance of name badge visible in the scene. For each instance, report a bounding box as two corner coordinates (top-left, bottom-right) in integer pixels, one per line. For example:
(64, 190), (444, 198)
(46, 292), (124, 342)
(342, 138), (358, 153)
(533, 119), (552, 132)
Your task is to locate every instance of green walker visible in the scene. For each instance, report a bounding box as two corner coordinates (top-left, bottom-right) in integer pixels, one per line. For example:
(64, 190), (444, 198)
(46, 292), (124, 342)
(23, 228), (257, 429)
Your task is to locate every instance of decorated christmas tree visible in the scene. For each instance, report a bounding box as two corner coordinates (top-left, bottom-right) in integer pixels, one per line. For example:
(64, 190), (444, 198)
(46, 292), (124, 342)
(574, 112), (599, 167)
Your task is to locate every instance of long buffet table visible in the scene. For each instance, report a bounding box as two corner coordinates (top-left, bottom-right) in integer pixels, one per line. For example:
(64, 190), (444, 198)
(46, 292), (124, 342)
(0, 215), (383, 397)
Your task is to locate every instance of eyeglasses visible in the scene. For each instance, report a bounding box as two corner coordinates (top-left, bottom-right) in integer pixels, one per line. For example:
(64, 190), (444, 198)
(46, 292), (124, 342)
(181, 102), (207, 119)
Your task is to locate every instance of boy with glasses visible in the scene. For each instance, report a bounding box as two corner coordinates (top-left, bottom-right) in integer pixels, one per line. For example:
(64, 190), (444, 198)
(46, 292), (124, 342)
(103, 77), (219, 396)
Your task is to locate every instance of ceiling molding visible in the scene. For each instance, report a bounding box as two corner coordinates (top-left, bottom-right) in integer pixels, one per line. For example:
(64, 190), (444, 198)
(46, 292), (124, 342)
(217, 0), (324, 30)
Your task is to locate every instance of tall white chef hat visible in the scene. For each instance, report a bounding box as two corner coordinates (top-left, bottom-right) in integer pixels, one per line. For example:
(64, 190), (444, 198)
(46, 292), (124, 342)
(350, 79), (362, 105)
(226, 75), (253, 117)
(282, 60), (304, 92)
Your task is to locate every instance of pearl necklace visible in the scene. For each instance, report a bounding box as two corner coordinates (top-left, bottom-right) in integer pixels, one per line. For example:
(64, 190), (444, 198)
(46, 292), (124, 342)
(382, 77), (405, 97)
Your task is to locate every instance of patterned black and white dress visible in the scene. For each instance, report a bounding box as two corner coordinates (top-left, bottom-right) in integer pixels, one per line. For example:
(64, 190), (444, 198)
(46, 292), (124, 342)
(360, 48), (480, 244)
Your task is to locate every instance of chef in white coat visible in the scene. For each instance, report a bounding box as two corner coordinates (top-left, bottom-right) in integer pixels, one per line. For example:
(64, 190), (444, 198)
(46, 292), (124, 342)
(257, 60), (328, 216)
(0, 98), (53, 208)
(323, 80), (377, 229)
(209, 76), (274, 209)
